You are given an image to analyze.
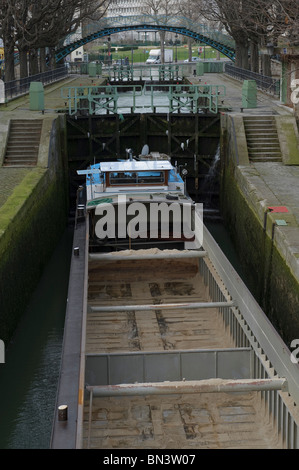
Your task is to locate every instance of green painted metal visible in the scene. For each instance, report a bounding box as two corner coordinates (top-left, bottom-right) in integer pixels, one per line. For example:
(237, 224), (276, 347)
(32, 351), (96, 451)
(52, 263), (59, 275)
(165, 83), (226, 113)
(109, 65), (134, 81)
(105, 62), (224, 82)
(61, 83), (226, 115)
(242, 80), (257, 108)
(56, 15), (235, 63)
(29, 82), (44, 111)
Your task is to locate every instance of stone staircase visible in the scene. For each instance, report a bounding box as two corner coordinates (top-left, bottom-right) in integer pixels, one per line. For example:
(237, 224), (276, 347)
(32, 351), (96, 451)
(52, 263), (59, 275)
(3, 119), (42, 167)
(243, 116), (282, 162)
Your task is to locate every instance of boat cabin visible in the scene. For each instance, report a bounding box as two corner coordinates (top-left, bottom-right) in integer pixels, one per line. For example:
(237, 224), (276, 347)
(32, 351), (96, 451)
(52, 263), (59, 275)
(101, 161), (171, 189)
(78, 160), (186, 204)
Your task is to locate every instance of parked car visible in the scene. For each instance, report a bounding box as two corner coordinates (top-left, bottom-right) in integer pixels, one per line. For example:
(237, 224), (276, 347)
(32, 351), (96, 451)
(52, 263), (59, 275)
(184, 57), (200, 63)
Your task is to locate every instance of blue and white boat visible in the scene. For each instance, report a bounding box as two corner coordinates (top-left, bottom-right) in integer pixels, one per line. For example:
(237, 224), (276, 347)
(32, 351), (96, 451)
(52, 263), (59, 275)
(77, 155), (195, 250)
(78, 158), (188, 209)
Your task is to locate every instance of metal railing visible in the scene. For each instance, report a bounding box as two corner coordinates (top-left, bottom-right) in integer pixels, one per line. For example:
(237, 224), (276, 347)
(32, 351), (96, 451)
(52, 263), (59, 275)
(225, 62), (280, 96)
(4, 65), (68, 101)
(61, 82), (226, 115)
(200, 222), (299, 448)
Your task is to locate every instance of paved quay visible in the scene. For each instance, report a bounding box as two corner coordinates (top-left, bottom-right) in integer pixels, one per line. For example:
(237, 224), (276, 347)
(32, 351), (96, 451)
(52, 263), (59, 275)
(196, 72), (299, 284)
(0, 75), (104, 210)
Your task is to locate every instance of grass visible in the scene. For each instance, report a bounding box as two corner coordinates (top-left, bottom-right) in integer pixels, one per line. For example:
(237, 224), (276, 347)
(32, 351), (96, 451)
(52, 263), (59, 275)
(94, 45), (226, 64)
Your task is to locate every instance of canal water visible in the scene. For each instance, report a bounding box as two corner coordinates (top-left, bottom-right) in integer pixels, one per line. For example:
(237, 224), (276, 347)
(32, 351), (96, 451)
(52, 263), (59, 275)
(0, 227), (73, 449)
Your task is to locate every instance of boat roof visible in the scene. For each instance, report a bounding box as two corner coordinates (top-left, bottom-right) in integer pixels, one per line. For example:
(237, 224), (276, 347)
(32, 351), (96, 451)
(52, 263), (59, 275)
(100, 161), (174, 173)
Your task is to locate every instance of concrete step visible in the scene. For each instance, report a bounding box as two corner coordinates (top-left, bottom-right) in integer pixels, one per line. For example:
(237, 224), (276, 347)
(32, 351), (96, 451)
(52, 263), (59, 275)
(247, 143), (281, 148)
(3, 162), (37, 167)
(249, 156), (282, 162)
(10, 125), (42, 130)
(244, 122), (276, 126)
(244, 130), (278, 135)
(248, 151), (281, 157)
(9, 126), (41, 129)
(244, 125), (277, 131)
(6, 145), (39, 151)
(243, 115), (275, 120)
(247, 137), (280, 145)
(4, 158), (37, 166)
(9, 129), (41, 134)
(6, 154), (39, 160)
(9, 131), (42, 137)
(4, 159), (38, 164)
(246, 134), (279, 139)
(4, 119), (42, 167)
(243, 115), (282, 162)
(244, 120), (275, 124)
(248, 150), (281, 155)
(248, 152), (281, 157)
(8, 138), (41, 145)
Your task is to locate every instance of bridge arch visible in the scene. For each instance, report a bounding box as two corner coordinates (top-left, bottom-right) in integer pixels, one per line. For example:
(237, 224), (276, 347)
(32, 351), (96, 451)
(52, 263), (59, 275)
(55, 15), (235, 63)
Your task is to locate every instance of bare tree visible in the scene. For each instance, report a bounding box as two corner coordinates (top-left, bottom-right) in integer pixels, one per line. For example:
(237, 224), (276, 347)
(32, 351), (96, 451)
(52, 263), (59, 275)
(178, 2), (202, 62)
(191, 0), (299, 72)
(0, 0), (108, 81)
(143, 0), (180, 63)
(0, 1), (16, 81)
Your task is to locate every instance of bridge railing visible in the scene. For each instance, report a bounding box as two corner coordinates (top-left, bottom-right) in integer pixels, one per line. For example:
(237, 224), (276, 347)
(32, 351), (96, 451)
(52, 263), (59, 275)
(57, 15), (235, 62)
(61, 82), (226, 115)
(224, 63), (280, 96)
(82, 15), (235, 49)
(3, 65), (68, 101)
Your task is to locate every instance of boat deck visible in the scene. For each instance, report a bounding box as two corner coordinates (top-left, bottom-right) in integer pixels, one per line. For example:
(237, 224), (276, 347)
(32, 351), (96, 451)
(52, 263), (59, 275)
(82, 256), (282, 449)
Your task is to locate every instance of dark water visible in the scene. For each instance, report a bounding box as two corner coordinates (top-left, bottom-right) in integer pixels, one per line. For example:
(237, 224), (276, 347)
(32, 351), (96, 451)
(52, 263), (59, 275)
(0, 227), (73, 449)
(206, 220), (247, 284)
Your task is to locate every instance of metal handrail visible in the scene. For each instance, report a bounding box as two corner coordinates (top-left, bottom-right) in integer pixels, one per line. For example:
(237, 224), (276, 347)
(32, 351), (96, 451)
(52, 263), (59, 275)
(225, 62), (280, 96)
(3, 65), (68, 101)
(61, 83), (226, 115)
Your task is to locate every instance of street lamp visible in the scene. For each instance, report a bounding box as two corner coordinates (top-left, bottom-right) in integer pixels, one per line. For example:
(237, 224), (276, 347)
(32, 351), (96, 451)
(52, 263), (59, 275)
(107, 36), (111, 65)
(175, 33), (178, 63)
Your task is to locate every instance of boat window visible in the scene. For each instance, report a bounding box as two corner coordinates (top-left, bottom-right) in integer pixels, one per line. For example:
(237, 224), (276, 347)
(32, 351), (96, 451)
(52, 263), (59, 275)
(109, 171), (165, 185)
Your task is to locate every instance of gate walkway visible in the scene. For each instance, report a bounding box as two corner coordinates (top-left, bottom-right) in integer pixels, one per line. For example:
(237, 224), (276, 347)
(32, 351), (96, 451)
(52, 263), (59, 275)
(0, 68), (294, 213)
(0, 69), (286, 115)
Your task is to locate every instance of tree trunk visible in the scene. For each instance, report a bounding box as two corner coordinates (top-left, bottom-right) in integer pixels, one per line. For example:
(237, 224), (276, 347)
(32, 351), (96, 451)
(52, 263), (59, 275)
(160, 31), (165, 63)
(29, 49), (39, 76)
(188, 38), (192, 61)
(3, 38), (15, 82)
(250, 41), (259, 73)
(50, 48), (57, 69)
(260, 37), (272, 77)
(235, 40), (249, 69)
(40, 48), (47, 72)
(261, 54), (272, 77)
(19, 48), (29, 79)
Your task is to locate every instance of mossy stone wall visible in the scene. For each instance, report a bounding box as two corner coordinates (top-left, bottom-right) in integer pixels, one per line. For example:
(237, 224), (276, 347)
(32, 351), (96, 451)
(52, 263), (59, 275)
(0, 116), (68, 344)
(220, 124), (299, 345)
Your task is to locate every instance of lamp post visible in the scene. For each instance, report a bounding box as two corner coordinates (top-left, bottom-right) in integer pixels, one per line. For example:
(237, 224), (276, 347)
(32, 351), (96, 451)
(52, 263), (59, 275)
(175, 33), (178, 63)
(107, 36), (111, 65)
